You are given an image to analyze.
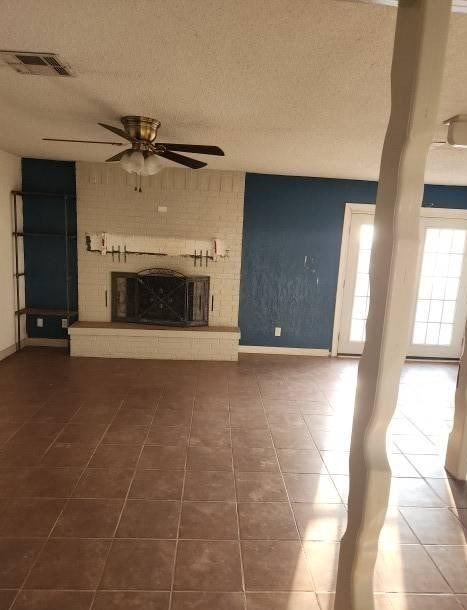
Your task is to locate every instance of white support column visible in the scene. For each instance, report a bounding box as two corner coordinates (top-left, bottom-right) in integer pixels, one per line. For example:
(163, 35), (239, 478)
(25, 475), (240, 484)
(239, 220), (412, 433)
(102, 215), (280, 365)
(334, 2), (452, 610)
(445, 320), (467, 480)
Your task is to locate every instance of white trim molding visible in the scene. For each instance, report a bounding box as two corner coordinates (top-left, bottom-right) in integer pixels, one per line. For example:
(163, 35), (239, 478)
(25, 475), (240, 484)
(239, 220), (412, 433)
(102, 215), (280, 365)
(239, 345), (329, 357)
(331, 203), (376, 356)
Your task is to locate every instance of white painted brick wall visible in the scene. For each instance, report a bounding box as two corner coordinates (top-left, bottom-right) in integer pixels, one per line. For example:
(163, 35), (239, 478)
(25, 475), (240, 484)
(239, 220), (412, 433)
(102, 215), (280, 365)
(76, 163), (245, 327)
(70, 333), (239, 361)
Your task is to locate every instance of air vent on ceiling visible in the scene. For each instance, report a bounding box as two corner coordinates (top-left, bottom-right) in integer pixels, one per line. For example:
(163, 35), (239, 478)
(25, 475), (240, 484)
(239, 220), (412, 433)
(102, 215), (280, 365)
(0, 50), (74, 76)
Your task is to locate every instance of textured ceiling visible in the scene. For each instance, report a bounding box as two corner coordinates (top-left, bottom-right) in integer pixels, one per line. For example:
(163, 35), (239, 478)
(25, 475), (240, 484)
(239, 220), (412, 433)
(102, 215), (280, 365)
(1, 0), (467, 184)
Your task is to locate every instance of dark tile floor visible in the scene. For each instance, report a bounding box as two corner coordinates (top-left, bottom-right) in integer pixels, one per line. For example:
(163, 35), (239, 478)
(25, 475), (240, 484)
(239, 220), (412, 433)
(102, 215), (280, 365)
(0, 348), (466, 609)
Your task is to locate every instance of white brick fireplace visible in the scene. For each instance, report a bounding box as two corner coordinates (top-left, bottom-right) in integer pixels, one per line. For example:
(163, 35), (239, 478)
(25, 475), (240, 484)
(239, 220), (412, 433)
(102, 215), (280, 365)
(70, 163), (245, 360)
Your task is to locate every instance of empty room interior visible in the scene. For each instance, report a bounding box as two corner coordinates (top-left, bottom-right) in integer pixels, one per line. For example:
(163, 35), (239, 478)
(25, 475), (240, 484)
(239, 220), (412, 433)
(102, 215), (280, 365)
(2, 1), (467, 609)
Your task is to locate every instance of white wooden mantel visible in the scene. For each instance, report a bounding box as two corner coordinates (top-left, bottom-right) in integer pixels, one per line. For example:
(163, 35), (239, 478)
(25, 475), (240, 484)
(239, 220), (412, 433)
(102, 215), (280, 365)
(86, 232), (228, 260)
(334, 2), (453, 610)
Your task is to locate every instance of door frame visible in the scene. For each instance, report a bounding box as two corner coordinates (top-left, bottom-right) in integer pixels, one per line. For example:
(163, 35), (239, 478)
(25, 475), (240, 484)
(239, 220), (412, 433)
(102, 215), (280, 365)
(331, 202), (467, 357)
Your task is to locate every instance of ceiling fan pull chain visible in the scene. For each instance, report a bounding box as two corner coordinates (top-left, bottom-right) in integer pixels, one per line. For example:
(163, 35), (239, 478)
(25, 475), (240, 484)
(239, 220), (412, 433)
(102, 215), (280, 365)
(139, 174), (143, 193)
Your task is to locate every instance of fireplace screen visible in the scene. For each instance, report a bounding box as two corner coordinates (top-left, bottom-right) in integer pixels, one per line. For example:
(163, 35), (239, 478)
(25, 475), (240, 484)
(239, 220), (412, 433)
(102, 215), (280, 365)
(111, 269), (209, 326)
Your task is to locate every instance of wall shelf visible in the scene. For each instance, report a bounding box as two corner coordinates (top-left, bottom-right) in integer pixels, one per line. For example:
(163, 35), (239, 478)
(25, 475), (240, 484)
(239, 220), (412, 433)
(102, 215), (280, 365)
(12, 186), (78, 351)
(16, 307), (78, 317)
(12, 190), (76, 199)
(13, 231), (77, 238)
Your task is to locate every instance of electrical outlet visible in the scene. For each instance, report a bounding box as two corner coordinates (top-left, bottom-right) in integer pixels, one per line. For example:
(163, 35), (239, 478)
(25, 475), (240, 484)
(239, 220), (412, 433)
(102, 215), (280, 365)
(275, 326), (281, 337)
(36, 318), (43, 328)
(61, 318), (68, 329)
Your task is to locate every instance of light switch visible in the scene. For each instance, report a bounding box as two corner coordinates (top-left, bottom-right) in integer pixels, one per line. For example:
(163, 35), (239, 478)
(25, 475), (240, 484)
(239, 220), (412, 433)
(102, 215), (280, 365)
(275, 327), (281, 337)
(36, 318), (43, 328)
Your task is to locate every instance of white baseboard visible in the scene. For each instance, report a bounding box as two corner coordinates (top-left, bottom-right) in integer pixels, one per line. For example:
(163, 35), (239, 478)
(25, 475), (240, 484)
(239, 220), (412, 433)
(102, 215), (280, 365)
(337, 353), (460, 364)
(0, 342), (18, 362)
(0, 338), (30, 362)
(239, 345), (330, 357)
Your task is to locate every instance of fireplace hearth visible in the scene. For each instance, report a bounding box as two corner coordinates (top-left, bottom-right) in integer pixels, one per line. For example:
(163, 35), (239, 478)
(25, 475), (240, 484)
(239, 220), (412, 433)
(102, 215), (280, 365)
(111, 268), (210, 326)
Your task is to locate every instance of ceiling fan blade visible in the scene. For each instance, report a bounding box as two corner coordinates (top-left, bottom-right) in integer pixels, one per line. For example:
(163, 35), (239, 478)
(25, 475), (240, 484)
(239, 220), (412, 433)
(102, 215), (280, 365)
(159, 143), (224, 156)
(43, 138), (124, 146)
(105, 150), (128, 162)
(156, 150), (207, 169)
(98, 122), (133, 141)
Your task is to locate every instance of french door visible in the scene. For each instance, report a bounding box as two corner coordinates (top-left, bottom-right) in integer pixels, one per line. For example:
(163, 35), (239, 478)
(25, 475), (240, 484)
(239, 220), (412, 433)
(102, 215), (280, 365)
(336, 206), (467, 358)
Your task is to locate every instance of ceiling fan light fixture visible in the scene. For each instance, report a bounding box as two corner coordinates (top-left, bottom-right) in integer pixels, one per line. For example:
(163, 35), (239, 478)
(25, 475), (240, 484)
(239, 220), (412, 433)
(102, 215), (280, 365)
(120, 151), (134, 172)
(120, 149), (145, 174)
(120, 150), (162, 176)
(143, 154), (163, 176)
(130, 150), (145, 173)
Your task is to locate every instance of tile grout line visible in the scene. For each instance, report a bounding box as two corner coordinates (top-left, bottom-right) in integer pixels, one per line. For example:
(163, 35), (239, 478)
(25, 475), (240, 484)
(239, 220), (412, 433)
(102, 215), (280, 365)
(256, 374), (320, 600)
(1, 357), (464, 607)
(265, 371), (355, 606)
(7, 385), (66, 439)
(306, 384), (458, 598)
(167, 375), (197, 610)
(5, 398), (78, 468)
(88, 384), (164, 610)
(7, 393), (128, 610)
(227, 373), (248, 610)
(165, 406), (194, 607)
(301, 415), (351, 506)
(389, 502), (457, 595)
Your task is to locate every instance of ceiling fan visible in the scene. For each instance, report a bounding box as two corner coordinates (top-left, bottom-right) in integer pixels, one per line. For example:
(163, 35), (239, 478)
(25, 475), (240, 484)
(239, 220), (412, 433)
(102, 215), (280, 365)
(43, 115), (225, 177)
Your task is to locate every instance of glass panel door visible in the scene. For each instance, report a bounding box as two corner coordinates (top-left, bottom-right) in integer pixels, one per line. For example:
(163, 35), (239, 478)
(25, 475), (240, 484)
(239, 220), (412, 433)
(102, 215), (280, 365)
(337, 210), (467, 359)
(337, 212), (375, 355)
(349, 223), (374, 344)
(408, 221), (467, 358)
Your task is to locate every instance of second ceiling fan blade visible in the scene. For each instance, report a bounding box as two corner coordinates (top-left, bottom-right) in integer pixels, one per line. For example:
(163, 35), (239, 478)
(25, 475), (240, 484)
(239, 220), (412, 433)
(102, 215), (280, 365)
(159, 143), (224, 156)
(156, 150), (207, 169)
(105, 150), (128, 162)
(98, 122), (133, 141)
(43, 138), (124, 146)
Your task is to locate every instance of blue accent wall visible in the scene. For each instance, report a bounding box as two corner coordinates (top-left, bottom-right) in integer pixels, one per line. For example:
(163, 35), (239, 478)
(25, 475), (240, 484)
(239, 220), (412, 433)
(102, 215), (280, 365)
(21, 158), (77, 339)
(239, 173), (467, 350)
